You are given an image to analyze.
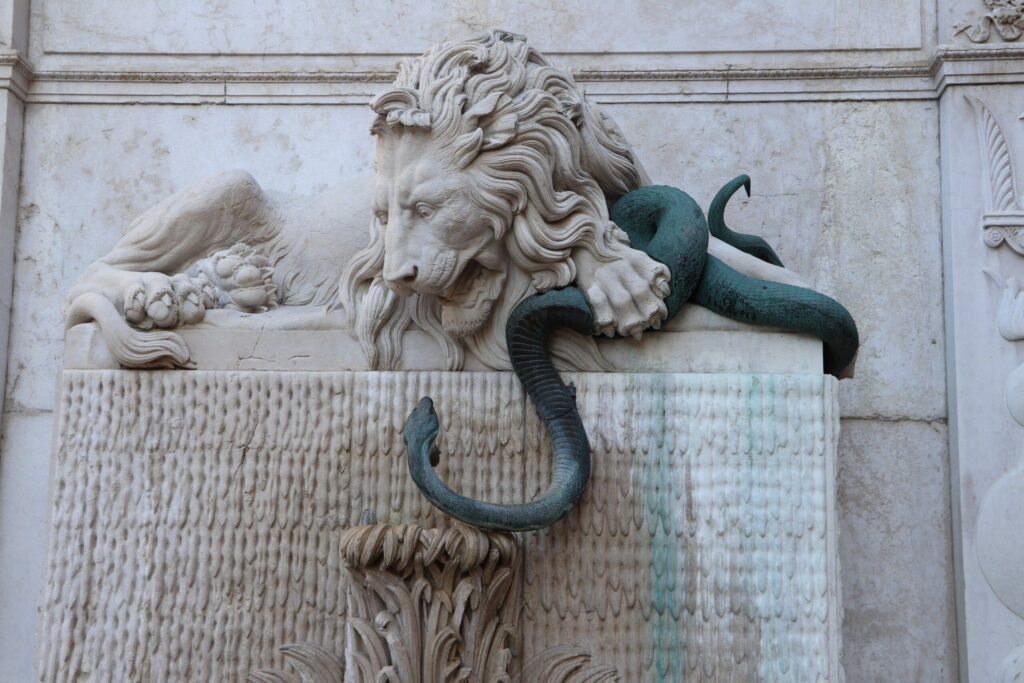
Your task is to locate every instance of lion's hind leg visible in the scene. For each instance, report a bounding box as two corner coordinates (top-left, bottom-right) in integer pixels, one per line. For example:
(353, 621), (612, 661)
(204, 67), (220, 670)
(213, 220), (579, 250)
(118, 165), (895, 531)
(65, 169), (278, 367)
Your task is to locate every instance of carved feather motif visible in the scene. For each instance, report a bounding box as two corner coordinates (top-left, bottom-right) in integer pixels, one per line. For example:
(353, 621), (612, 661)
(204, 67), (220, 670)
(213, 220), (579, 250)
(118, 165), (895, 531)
(968, 94), (1020, 213)
(966, 95), (1024, 253)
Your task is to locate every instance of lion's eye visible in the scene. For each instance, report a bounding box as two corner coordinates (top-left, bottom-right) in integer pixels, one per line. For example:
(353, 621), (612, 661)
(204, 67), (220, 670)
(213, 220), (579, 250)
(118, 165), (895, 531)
(376, 211), (389, 226)
(416, 203), (434, 219)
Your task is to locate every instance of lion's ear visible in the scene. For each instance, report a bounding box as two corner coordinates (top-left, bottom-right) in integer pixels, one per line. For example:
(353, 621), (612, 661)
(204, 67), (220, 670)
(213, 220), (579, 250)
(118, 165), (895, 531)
(481, 114), (518, 150)
(451, 112), (519, 166)
(465, 91), (505, 121)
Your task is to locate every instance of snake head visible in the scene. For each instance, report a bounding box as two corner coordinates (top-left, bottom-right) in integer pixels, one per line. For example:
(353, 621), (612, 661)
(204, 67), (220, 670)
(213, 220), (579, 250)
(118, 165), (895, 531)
(405, 396), (442, 466)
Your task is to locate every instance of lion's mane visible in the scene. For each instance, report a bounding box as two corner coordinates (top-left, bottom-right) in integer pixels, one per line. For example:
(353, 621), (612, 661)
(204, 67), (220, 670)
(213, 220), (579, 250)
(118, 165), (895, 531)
(339, 29), (649, 370)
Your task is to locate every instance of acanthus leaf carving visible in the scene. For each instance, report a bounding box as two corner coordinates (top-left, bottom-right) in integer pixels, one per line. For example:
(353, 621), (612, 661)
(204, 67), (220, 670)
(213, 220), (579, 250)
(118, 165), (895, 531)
(997, 644), (1024, 682)
(246, 523), (622, 683)
(519, 646), (623, 683)
(247, 644), (345, 683)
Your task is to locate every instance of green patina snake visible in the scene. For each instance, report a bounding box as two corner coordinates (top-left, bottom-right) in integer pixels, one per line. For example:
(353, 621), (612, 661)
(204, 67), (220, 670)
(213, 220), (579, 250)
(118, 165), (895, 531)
(405, 178), (859, 532)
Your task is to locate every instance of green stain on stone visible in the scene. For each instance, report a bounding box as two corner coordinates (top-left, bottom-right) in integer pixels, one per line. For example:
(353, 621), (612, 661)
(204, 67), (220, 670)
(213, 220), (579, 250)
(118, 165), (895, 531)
(645, 374), (684, 681)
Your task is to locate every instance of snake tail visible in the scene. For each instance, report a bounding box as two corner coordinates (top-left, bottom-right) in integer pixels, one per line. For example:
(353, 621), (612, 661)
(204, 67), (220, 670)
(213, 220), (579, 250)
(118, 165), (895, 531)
(708, 174), (785, 267)
(404, 287), (594, 532)
(694, 254), (859, 377)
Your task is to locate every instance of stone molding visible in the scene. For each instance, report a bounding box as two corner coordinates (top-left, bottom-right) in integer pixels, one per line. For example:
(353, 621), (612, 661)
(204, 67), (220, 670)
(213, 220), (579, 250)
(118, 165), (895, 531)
(3, 46), (1024, 104)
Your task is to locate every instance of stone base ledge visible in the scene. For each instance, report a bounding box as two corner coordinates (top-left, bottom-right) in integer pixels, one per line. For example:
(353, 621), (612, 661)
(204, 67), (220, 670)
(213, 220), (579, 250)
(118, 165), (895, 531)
(65, 303), (823, 375)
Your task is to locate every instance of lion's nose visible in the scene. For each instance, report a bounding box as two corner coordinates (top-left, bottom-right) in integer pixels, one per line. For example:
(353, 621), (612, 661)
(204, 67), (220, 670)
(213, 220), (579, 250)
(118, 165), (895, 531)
(383, 262), (419, 293)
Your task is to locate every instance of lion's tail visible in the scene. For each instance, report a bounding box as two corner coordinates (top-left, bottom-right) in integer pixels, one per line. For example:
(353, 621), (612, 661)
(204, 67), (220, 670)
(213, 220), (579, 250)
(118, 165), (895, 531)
(65, 292), (193, 369)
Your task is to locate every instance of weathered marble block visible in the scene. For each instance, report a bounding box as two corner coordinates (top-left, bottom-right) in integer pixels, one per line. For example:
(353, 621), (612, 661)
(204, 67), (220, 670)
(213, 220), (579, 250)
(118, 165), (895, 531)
(38, 359), (841, 681)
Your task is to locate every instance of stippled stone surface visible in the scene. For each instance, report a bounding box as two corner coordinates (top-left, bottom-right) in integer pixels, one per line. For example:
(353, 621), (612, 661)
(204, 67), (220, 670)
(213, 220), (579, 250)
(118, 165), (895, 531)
(39, 370), (840, 682)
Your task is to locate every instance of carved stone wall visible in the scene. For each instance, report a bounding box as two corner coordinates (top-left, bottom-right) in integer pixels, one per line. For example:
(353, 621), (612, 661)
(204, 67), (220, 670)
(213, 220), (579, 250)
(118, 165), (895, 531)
(38, 369), (839, 682)
(3, 1), (1011, 681)
(942, 85), (1024, 681)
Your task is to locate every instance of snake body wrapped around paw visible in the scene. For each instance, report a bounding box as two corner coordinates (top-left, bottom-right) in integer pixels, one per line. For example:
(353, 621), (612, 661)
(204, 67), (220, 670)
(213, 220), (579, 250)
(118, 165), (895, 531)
(405, 179), (859, 532)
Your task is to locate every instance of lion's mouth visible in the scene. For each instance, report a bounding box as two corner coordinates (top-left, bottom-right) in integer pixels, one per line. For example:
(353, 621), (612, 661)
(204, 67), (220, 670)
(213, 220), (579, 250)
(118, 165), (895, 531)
(438, 260), (506, 338)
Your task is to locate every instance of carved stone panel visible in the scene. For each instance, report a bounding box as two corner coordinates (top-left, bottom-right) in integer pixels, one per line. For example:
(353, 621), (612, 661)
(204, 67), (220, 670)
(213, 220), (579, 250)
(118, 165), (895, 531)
(955, 0), (1024, 42)
(37, 369), (841, 682)
(940, 87), (1024, 679)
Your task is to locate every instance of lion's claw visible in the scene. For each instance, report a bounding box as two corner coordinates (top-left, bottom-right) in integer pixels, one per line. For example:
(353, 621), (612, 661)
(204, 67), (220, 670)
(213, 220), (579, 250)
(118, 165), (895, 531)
(119, 243), (275, 331)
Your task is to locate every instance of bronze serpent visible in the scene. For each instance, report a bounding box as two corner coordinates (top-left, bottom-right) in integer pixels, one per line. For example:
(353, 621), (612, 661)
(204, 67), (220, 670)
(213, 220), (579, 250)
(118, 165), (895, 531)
(405, 178), (859, 532)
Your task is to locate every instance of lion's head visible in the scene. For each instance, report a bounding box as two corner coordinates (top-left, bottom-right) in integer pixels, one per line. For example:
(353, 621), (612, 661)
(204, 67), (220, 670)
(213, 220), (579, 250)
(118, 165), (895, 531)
(339, 30), (663, 370)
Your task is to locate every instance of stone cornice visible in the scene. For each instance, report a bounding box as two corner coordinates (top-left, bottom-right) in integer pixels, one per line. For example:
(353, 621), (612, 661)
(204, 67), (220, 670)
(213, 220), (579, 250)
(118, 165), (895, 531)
(932, 44), (1024, 64)
(3, 44), (1024, 103)
(31, 68), (396, 83)
(0, 50), (34, 101)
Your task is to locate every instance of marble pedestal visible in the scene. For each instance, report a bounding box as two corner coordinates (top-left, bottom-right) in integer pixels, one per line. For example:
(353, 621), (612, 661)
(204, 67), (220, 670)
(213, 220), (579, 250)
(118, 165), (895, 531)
(38, 317), (841, 682)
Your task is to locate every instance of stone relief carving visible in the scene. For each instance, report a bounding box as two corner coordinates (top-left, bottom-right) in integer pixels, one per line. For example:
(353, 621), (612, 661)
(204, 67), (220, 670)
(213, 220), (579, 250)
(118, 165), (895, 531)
(967, 95), (1024, 253)
(975, 93), (1024, 672)
(979, 272), (1024, 644)
(65, 29), (848, 375)
(247, 523), (620, 683)
(955, 0), (1024, 42)
(48, 30), (854, 681)
(997, 644), (1024, 682)
(64, 29), (858, 533)
(249, 644), (618, 683)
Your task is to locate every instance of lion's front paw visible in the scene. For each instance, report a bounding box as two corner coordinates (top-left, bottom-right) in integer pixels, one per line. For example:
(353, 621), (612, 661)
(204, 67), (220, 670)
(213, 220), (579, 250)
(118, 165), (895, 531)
(123, 272), (215, 330)
(187, 243), (277, 313)
(575, 246), (670, 339)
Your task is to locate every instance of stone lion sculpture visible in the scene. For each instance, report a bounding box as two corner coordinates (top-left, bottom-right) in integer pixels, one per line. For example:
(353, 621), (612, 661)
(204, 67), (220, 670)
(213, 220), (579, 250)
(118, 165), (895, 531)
(65, 29), (858, 532)
(66, 29), (809, 372)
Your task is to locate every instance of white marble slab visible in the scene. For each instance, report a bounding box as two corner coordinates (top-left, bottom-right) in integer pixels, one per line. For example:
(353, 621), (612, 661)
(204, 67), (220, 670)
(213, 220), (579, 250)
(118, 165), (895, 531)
(37, 369), (841, 682)
(64, 303), (825, 375)
(38, 0), (923, 59)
